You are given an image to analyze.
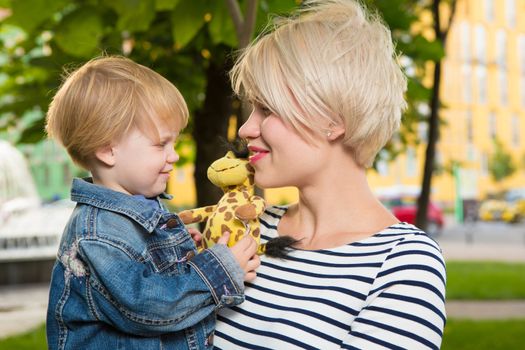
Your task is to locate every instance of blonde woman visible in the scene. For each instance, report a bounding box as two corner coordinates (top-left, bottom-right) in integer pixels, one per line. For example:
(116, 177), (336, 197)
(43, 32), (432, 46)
(213, 0), (446, 349)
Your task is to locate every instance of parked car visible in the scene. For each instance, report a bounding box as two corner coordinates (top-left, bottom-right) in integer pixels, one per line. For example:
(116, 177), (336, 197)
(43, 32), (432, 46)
(478, 189), (525, 223)
(382, 196), (444, 236)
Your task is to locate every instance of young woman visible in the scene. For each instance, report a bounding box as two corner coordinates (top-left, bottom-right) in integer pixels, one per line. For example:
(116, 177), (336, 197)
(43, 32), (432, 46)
(213, 1), (446, 349)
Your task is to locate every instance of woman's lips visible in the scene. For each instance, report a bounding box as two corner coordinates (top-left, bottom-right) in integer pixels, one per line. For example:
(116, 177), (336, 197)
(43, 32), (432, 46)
(248, 146), (269, 164)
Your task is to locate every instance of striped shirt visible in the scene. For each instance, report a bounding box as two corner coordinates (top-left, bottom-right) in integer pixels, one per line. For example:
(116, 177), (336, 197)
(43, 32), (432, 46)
(214, 206), (446, 350)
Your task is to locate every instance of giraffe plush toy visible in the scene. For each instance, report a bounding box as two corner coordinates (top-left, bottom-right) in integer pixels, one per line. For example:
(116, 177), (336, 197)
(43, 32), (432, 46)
(178, 150), (267, 254)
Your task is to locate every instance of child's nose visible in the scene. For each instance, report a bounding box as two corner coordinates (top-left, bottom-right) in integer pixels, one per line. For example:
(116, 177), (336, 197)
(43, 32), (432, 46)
(167, 147), (179, 164)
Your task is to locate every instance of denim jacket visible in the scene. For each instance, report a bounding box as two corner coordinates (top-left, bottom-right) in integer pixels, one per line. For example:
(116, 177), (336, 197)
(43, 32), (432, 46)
(46, 178), (245, 350)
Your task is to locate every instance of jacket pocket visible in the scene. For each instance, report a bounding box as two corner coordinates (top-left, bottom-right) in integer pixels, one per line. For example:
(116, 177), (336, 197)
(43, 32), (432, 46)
(148, 230), (195, 275)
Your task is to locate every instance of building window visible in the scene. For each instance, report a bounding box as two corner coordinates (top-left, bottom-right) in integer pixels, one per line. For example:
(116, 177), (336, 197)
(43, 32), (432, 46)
(466, 111), (473, 143)
(499, 69), (508, 105)
(418, 121), (428, 143)
(495, 29), (507, 68)
(488, 112), (497, 139)
(462, 64), (472, 103)
(467, 143), (477, 161)
(512, 114), (520, 147)
(476, 65), (487, 103)
(459, 21), (471, 62)
(485, 0), (494, 22)
(474, 25), (486, 64)
(406, 148), (417, 177)
(521, 76), (525, 107)
(481, 152), (489, 176)
(505, 0), (516, 28)
(518, 35), (525, 74)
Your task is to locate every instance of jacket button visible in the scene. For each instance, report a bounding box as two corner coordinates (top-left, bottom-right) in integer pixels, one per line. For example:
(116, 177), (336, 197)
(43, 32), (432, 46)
(207, 332), (214, 346)
(185, 251), (195, 260)
(166, 218), (178, 228)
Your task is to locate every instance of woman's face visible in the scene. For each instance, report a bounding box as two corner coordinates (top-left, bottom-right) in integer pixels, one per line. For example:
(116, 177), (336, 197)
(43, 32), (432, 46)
(239, 104), (329, 189)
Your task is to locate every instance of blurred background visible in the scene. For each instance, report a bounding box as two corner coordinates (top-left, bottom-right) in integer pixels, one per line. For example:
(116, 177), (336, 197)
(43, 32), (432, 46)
(1, 0), (525, 349)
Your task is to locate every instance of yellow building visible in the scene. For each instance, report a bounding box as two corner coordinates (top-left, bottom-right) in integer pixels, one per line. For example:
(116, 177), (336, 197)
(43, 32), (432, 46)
(368, 0), (525, 205)
(170, 0), (525, 209)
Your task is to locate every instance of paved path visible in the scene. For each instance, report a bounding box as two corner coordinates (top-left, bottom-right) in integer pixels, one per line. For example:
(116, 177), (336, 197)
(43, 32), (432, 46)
(446, 300), (525, 319)
(439, 241), (525, 262)
(0, 283), (48, 339)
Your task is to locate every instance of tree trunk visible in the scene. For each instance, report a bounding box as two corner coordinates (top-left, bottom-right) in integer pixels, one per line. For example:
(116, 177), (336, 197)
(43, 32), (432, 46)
(193, 58), (235, 207)
(415, 0), (457, 232)
(416, 61), (442, 231)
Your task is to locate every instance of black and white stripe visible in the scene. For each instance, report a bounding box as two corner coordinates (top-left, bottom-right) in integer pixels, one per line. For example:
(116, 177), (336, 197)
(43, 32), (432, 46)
(215, 206), (446, 349)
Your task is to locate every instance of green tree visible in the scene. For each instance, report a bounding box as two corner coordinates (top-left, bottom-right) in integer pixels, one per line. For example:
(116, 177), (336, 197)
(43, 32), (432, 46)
(489, 139), (516, 182)
(0, 0), (439, 207)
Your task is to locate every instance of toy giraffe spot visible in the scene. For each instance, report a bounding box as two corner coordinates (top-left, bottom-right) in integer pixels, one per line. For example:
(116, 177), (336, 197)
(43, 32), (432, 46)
(236, 229), (244, 240)
(177, 150), (266, 254)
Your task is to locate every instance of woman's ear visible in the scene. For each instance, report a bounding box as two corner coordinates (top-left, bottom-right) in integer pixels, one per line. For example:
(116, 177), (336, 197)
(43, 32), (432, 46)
(95, 145), (116, 167)
(327, 125), (345, 141)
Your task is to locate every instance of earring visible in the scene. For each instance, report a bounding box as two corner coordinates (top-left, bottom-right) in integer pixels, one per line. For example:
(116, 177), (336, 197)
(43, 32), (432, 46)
(326, 131), (332, 137)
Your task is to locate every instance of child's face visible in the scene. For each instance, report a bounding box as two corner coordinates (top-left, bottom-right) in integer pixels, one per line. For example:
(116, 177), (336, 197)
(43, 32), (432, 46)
(109, 121), (180, 198)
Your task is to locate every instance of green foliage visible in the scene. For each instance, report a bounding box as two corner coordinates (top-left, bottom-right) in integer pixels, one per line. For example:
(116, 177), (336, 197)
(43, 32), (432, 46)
(446, 261), (525, 300)
(7, 0), (68, 34)
(0, 0), (297, 145)
(442, 319), (525, 350)
(488, 139), (516, 182)
(54, 7), (104, 57)
(108, 0), (156, 32)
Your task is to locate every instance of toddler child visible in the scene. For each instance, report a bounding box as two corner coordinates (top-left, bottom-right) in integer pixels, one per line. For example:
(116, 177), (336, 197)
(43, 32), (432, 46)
(45, 56), (259, 350)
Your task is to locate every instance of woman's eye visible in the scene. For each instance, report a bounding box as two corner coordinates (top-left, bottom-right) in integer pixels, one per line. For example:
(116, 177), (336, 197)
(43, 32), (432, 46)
(259, 106), (272, 116)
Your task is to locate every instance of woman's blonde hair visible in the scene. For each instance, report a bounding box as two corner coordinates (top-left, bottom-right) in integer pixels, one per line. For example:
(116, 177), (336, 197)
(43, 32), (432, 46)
(46, 56), (188, 169)
(231, 0), (407, 168)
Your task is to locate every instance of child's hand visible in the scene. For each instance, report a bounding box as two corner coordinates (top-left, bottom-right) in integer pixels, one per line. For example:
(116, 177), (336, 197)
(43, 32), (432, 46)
(218, 232), (260, 282)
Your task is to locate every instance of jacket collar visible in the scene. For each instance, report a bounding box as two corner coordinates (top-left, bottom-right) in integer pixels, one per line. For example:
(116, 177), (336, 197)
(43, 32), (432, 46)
(70, 178), (172, 233)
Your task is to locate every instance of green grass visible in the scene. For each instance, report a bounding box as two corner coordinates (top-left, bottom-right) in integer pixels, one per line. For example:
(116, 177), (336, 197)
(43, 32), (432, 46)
(0, 324), (46, 350)
(446, 261), (525, 299)
(442, 319), (525, 349)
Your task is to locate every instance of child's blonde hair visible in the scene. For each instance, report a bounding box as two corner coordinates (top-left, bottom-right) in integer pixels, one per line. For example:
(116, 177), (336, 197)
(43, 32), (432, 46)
(231, 0), (407, 168)
(46, 56), (188, 169)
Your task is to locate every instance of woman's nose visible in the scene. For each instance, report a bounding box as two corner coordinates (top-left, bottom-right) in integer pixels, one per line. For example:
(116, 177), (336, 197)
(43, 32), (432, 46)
(238, 112), (261, 139)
